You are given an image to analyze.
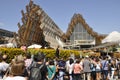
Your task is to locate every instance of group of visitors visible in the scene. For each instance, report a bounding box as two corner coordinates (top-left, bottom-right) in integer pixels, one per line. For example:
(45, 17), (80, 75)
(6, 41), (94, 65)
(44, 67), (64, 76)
(55, 55), (120, 80)
(0, 51), (120, 80)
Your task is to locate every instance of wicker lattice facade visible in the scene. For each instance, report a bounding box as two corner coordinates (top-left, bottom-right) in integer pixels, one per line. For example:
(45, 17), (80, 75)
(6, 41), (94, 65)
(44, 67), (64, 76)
(17, 1), (106, 49)
(18, 1), (64, 48)
(64, 14), (106, 48)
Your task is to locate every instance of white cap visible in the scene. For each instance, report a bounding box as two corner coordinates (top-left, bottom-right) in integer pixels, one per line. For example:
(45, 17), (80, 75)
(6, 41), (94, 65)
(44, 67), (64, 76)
(85, 55), (89, 58)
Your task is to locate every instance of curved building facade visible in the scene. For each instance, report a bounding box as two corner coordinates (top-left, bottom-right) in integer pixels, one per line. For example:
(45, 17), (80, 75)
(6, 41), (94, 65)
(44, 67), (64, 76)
(17, 1), (106, 49)
(18, 1), (64, 48)
(65, 14), (106, 49)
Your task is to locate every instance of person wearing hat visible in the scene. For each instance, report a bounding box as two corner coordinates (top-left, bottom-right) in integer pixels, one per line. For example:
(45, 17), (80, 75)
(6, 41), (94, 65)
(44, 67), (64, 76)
(83, 55), (91, 80)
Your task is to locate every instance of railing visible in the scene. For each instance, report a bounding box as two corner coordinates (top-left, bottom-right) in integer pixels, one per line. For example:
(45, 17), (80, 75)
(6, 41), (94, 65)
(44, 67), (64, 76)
(54, 69), (120, 80)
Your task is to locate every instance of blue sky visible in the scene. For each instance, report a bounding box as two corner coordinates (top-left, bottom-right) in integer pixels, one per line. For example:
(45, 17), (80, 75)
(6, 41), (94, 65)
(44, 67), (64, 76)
(0, 0), (120, 34)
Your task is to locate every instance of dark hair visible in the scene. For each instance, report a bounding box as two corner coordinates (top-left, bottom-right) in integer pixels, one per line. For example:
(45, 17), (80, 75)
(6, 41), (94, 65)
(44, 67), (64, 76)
(49, 60), (54, 65)
(103, 56), (107, 60)
(76, 59), (80, 63)
(96, 57), (100, 62)
(33, 52), (45, 62)
(69, 58), (74, 65)
(26, 53), (31, 59)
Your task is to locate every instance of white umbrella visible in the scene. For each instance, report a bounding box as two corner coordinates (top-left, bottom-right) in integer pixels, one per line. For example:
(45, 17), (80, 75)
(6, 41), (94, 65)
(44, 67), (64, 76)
(6, 43), (15, 48)
(28, 44), (42, 48)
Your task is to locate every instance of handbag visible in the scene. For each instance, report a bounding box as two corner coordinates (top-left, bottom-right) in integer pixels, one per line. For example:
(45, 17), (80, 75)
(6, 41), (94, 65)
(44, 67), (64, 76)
(2, 63), (11, 80)
(2, 69), (9, 80)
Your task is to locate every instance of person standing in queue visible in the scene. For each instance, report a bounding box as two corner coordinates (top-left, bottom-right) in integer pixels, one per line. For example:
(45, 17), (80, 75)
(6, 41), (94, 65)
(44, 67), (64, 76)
(55, 46), (60, 59)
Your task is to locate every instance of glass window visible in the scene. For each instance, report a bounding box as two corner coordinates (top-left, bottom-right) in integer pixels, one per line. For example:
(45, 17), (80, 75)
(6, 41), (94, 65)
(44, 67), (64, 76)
(69, 22), (95, 44)
(83, 33), (86, 40)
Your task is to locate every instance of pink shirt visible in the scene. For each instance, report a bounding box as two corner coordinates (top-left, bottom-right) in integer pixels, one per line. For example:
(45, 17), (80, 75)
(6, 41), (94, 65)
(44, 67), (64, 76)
(73, 63), (83, 74)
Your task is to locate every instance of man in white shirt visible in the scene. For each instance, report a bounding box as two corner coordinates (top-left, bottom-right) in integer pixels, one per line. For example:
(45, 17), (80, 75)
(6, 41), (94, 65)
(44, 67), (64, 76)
(0, 54), (9, 79)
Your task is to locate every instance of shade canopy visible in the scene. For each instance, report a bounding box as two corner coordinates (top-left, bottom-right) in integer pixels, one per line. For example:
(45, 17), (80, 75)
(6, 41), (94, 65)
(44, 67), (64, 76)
(6, 43), (15, 48)
(102, 31), (120, 43)
(28, 44), (42, 48)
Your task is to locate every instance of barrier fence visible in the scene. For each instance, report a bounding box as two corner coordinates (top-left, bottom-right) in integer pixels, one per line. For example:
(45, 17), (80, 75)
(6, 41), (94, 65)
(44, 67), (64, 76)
(55, 69), (120, 80)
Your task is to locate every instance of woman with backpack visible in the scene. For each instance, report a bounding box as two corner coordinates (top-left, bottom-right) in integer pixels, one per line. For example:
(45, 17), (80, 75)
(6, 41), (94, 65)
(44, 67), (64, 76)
(57, 58), (66, 80)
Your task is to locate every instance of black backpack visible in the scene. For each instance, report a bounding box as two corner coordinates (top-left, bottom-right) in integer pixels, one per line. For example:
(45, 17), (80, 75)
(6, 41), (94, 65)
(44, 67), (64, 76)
(29, 62), (43, 80)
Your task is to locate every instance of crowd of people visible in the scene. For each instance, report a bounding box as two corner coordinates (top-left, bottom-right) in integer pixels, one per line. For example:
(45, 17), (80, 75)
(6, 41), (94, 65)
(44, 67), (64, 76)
(53, 55), (120, 80)
(0, 51), (120, 80)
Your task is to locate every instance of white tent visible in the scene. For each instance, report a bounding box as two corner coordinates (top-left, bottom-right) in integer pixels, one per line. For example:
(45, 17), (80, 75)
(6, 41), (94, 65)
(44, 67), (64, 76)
(0, 44), (6, 47)
(28, 44), (42, 48)
(102, 31), (120, 43)
(6, 43), (15, 48)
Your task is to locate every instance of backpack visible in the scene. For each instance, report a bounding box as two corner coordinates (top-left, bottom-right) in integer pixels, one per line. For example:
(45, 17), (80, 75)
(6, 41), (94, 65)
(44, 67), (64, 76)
(58, 60), (66, 67)
(90, 63), (96, 70)
(29, 62), (44, 80)
(58, 60), (66, 72)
